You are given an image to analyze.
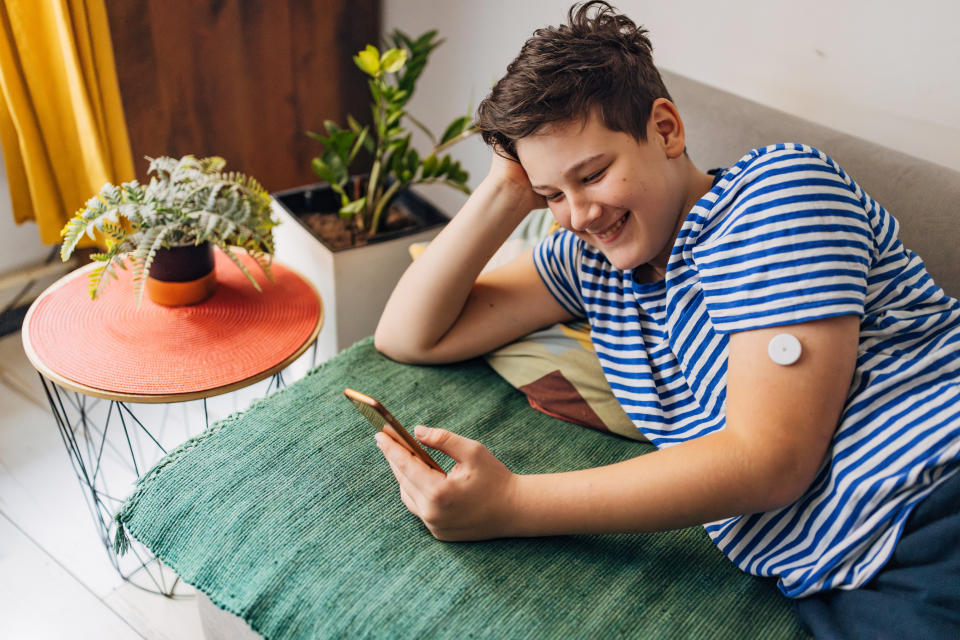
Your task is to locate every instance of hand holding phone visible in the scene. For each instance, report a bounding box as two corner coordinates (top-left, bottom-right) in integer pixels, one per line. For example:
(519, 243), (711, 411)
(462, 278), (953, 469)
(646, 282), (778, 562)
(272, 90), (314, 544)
(344, 388), (444, 473)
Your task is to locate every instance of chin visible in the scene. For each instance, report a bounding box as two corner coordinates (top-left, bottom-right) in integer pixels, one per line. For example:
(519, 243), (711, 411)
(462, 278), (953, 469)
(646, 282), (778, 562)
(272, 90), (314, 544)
(599, 251), (645, 272)
(576, 233), (647, 272)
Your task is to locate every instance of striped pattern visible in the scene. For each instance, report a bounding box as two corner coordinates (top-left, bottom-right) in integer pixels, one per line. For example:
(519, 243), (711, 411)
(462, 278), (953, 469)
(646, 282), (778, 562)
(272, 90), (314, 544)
(534, 144), (960, 597)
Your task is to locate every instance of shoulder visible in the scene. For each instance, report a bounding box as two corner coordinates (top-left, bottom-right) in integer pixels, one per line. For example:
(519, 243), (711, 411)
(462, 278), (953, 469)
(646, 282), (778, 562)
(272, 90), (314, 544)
(712, 143), (861, 203)
(694, 143), (871, 247)
(532, 228), (591, 316)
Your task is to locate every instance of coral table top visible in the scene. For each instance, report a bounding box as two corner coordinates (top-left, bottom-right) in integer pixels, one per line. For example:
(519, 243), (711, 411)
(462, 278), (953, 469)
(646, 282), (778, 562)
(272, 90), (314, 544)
(22, 250), (323, 402)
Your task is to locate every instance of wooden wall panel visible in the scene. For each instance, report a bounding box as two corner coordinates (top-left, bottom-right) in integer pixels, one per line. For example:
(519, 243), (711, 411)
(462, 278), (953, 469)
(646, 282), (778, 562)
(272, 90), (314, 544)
(106, 0), (380, 191)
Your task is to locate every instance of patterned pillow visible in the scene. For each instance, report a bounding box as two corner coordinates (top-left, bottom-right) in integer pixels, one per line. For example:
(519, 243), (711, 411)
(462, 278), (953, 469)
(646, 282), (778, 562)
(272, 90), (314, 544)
(483, 321), (647, 441)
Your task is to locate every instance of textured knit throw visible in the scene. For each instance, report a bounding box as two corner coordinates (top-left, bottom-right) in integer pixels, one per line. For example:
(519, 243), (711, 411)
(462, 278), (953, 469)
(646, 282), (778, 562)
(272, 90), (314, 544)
(115, 338), (805, 639)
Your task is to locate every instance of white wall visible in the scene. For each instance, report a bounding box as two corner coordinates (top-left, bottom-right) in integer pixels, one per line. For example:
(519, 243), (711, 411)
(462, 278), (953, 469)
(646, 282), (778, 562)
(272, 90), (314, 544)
(0, 150), (55, 309)
(0, 151), (49, 273)
(383, 0), (960, 215)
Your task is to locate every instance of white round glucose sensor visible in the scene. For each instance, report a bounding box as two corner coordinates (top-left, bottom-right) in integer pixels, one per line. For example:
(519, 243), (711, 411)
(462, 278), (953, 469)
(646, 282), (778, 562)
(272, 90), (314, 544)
(768, 333), (802, 366)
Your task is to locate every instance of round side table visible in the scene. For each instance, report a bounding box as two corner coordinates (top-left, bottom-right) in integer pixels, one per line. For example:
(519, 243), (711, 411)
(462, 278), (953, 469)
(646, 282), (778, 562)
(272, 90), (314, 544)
(21, 250), (323, 596)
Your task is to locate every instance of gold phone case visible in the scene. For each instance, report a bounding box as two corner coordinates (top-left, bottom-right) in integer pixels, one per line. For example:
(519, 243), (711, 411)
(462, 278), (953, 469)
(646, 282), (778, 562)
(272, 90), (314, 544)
(344, 388), (444, 472)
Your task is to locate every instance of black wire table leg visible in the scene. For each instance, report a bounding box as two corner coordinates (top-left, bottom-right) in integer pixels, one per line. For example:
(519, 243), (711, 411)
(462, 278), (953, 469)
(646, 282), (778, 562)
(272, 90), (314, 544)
(37, 374), (184, 597)
(36, 369), (294, 598)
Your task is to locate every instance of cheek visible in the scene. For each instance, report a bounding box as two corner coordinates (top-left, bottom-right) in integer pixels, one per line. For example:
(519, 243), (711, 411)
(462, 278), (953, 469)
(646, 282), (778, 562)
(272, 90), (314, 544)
(547, 202), (571, 229)
(609, 175), (641, 205)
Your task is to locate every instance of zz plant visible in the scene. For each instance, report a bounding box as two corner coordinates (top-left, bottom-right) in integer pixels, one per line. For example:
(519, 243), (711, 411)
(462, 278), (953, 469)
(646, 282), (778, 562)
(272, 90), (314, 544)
(309, 30), (474, 237)
(60, 155), (276, 303)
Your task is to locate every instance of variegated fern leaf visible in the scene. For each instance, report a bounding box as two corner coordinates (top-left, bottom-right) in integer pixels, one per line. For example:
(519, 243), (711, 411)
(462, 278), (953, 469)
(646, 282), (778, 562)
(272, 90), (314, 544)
(60, 155), (277, 302)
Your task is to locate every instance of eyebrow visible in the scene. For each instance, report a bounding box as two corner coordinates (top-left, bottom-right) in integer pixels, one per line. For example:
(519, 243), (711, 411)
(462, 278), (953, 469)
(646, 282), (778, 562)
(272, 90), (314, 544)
(531, 153), (606, 191)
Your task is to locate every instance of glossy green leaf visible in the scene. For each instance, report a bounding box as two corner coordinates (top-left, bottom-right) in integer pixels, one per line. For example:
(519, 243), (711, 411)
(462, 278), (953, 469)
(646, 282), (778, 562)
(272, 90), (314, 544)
(339, 198), (365, 220)
(354, 45), (380, 76)
(414, 30), (438, 51)
(324, 120), (342, 136)
(422, 154), (439, 179)
(444, 179), (472, 195)
(440, 115), (471, 145)
(386, 110), (404, 128)
(347, 114), (364, 133)
(380, 48), (407, 73)
(348, 128), (369, 165)
(322, 149), (347, 178)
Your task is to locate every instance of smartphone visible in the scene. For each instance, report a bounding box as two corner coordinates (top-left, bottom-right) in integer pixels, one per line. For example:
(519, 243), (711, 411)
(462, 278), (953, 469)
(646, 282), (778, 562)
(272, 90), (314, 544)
(344, 388), (444, 473)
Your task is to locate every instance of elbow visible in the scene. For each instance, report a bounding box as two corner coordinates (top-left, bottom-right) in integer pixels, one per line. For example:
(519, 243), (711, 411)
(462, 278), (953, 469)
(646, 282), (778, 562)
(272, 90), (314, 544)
(373, 327), (409, 363)
(752, 455), (822, 513)
(373, 325), (432, 365)
(757, 479), (810, 513)
(720, 429), (827, 514)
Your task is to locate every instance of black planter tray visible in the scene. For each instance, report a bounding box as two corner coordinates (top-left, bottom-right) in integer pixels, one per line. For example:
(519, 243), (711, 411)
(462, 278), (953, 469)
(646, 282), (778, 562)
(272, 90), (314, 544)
(271, 182), (450, 252)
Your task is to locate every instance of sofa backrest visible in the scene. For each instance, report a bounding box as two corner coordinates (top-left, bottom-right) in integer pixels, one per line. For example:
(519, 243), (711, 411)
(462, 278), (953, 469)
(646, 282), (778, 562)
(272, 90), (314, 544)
(664, 70), (960, 298)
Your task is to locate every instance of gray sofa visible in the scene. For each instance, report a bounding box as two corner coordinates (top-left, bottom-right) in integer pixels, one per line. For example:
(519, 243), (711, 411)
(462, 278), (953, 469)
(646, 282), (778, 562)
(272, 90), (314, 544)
(194, 70), (959, 637)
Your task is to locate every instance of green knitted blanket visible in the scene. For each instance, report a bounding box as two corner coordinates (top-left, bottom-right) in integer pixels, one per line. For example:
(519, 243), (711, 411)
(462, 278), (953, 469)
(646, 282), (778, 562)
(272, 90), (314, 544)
(116, 338), (805, 639)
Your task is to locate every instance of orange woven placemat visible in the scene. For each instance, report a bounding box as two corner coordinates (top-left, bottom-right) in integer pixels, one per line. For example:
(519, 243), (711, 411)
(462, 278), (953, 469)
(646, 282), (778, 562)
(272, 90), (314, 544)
(26, 250), (321, 397)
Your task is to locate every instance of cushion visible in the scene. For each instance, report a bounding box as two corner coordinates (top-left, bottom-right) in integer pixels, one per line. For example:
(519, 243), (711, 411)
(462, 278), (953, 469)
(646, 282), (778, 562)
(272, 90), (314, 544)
(485, 320), (646, 441)
(115, 338), (804, 639)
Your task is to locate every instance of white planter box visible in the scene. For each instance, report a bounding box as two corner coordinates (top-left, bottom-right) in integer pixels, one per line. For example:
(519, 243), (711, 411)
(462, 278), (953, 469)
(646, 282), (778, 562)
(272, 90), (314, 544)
(271, 186), (448, 362)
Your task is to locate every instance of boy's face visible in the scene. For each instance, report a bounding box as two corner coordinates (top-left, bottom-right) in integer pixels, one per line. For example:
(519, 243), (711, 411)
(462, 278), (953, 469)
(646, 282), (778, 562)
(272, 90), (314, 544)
(516, 107), (691, 274)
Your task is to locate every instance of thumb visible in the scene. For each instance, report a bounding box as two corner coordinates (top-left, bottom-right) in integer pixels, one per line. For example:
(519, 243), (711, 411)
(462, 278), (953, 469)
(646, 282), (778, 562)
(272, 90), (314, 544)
(415, 426), (478, 462)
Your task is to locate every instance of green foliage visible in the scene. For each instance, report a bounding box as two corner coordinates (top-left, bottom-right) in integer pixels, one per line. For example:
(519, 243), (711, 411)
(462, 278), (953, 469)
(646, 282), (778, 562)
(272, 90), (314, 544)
(310, 30), (475, 237)
(60, 155), (277, 304)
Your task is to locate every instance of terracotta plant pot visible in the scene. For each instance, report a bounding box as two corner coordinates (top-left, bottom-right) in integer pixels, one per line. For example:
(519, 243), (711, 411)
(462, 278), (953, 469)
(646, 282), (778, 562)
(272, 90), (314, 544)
(145, 242), (218, 306)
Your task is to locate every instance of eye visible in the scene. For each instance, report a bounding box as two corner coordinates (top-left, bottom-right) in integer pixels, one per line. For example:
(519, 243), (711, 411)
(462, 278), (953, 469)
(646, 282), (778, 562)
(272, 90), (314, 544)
(584, 167), (607, 183)
(544, 191), (564, 202)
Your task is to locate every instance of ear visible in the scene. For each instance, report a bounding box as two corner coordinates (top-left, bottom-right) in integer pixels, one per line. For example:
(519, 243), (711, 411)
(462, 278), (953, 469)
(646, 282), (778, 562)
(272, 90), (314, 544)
(648, 98), (686, 159)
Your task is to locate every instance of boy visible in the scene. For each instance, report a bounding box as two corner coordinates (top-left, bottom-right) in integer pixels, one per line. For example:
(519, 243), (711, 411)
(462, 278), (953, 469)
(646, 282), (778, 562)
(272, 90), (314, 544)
(374, 2), (960, 637)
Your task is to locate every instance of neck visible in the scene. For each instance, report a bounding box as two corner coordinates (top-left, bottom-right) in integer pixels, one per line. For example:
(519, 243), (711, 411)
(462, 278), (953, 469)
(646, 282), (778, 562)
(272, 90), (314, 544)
(643, 162), (715, 281)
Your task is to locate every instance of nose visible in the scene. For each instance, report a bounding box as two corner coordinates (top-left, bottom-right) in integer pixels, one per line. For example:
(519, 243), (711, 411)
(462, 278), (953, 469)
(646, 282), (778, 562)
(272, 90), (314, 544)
(568, 193), (603, 232)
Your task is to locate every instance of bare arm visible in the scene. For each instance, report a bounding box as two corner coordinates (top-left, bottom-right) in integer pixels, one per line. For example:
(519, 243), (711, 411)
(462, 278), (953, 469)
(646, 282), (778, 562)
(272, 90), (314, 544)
(377, 315), (859, 540)
(375, 153), (574, 364)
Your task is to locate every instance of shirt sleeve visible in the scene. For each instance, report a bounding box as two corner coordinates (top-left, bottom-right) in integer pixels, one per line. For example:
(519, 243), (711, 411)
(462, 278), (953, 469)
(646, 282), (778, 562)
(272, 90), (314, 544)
(532, 228), (587, 318)
(694, 147), (872, 333)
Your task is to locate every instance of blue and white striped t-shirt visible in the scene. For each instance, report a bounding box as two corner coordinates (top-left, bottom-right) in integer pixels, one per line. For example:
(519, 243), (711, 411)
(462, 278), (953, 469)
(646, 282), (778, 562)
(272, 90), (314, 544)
(533, 143), (960, 597)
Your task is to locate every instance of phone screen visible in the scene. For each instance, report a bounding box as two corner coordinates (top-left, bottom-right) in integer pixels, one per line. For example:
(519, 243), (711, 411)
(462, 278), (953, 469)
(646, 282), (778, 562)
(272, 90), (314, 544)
(344, 388), (444, 472)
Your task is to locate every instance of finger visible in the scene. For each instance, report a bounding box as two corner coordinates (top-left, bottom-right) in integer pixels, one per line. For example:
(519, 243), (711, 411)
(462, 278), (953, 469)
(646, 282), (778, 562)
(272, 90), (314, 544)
(376, 430), (443, 488)
(414, 426), (481, 463)
(378, 434), (430, 511)
(398, 485), (419, 516)
(384, 452), (423, 512)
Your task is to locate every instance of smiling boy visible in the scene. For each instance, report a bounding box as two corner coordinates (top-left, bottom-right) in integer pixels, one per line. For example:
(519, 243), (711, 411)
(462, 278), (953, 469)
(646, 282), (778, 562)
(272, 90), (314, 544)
(373, 2), (960, 637)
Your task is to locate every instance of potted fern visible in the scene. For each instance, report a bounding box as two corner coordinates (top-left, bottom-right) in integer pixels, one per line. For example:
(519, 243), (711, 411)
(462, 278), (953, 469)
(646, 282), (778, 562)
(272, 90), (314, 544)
(61, 155), (276, 306)
(272, 29), (474, 359)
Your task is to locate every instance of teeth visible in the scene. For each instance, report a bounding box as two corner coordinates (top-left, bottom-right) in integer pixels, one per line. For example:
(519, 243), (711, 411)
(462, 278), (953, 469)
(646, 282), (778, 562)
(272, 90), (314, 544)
(596, 213), (627, 239)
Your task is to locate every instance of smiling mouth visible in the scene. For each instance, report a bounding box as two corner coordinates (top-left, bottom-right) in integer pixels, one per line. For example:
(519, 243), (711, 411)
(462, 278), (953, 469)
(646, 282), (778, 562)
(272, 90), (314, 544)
(594, 212), (629, 241)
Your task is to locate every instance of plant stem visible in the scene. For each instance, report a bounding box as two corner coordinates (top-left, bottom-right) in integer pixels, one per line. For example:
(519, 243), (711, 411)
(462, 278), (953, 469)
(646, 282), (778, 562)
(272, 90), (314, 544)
(365, 159), (382, 232)
(366, 74), (390, 233)
(434, 127), (478, 155)
(370, 180), (403, 235)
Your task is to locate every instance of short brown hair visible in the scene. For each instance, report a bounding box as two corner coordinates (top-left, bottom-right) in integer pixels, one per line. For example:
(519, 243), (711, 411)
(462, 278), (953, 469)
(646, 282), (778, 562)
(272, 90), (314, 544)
(476, 1), (673, 159)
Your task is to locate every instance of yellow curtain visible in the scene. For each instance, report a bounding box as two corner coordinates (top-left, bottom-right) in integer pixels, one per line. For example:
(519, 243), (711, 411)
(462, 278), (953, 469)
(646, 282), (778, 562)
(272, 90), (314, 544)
(0, 0), (133, 245)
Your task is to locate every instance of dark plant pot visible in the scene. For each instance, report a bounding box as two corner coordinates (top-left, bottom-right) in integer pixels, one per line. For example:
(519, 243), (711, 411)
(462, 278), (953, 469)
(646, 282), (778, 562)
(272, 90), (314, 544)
(145, 242), (218, 306)
(271, 181), (449, 251)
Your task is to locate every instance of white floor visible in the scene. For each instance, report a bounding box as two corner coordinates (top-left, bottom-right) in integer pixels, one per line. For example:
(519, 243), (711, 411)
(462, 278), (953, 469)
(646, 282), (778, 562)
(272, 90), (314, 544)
(0, 329), (318, 639)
